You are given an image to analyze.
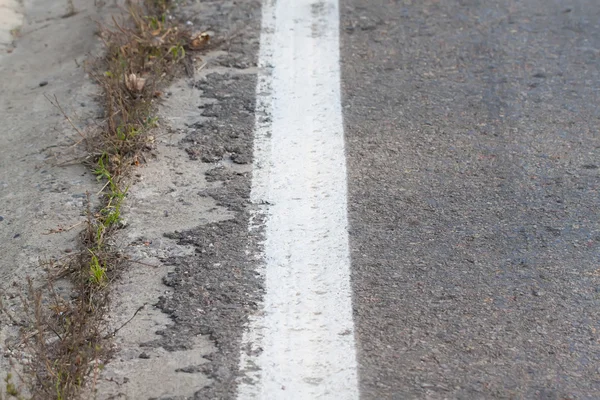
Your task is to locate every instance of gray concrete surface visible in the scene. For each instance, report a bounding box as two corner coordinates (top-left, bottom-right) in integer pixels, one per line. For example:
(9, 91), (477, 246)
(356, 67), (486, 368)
(0, 0), (169, 390)
(1, 0), (110, 378)
(341, 0), (600, 398)
(0, 0), (102, 288)
(0, 0), (22, 52)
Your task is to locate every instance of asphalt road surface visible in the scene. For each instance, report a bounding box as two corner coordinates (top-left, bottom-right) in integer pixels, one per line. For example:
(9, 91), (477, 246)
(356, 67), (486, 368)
(341, 0), (600, 398)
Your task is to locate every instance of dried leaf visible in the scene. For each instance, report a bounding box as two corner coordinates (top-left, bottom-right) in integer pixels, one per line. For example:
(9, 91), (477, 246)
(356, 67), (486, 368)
(150, 35), (164, 47)
(125, 73), (146, 92)
(189, 32), (210, 49)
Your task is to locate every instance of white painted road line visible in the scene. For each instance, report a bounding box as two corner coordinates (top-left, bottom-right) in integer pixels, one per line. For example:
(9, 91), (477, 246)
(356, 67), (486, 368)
(237, 0), (359, 399)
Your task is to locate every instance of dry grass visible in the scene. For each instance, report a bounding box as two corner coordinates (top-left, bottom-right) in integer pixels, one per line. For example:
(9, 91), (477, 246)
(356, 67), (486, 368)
(1, 0), (210, 398)
(89, 0), (208, 178)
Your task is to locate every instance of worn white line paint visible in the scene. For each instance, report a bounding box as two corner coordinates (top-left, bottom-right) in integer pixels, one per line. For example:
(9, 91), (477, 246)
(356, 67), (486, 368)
(237, 0), (359, 398)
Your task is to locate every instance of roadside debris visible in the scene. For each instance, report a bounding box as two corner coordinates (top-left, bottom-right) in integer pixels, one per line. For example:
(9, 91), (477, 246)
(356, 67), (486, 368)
(0, 0), (211, 398)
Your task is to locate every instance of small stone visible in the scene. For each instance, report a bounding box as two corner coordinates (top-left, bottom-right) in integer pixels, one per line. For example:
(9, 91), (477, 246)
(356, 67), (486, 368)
(13, 233), (20, 239)
(139, 352), (150, 359)
(176, 365), (202, 373)
(536, 325), (546, 335)
(39, 81), (48, 87)
(65, 248), (72, 253)
(0, 216), (4, 221)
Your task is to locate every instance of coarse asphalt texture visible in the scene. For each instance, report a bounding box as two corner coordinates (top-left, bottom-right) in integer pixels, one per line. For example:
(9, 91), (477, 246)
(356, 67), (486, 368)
(341, 0), (600, 398)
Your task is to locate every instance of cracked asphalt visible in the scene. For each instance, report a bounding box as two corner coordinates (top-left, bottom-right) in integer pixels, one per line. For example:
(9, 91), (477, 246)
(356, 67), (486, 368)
(341, 0), (600, 398)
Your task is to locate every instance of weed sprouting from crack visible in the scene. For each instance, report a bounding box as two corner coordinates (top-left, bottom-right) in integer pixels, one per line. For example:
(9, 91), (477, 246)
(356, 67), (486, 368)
(0, 0), (212, 398)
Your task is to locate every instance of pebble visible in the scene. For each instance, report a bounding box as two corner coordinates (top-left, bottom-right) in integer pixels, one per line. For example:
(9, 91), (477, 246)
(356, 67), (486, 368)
(0, 216), (3, 221)
(39, 81), (48, 87)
